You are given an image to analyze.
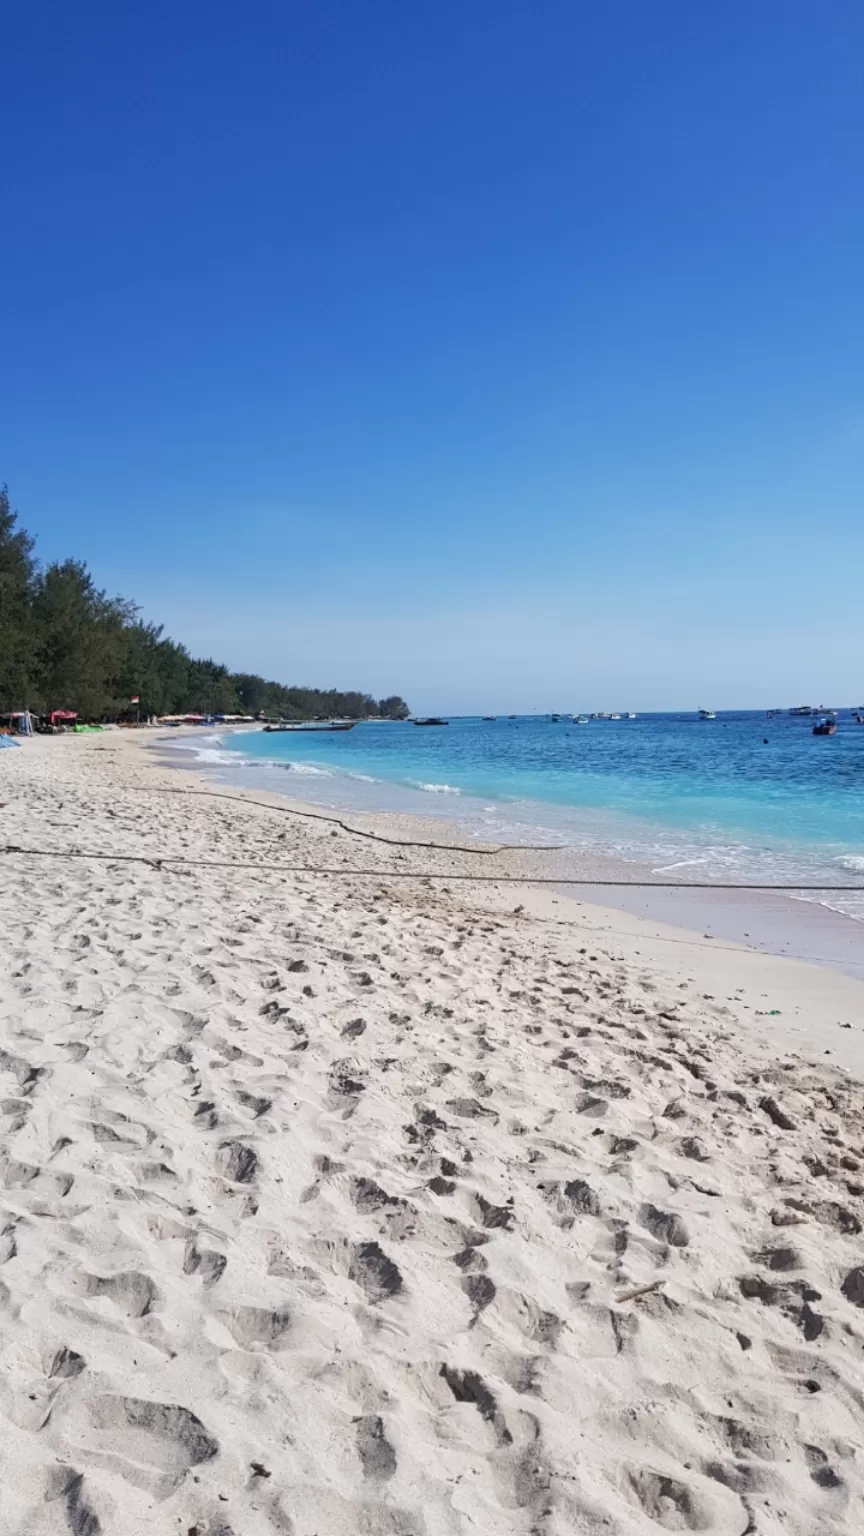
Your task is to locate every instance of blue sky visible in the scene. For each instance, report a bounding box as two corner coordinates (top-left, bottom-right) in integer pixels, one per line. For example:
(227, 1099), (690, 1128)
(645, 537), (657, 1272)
(2, 1), (862, 712)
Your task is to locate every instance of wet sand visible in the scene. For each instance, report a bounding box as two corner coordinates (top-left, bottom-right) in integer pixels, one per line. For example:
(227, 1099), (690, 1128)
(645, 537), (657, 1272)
(572, 882), (864, 986)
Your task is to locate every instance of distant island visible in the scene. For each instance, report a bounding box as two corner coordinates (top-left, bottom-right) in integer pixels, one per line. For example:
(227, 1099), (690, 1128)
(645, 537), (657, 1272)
(0, 487), (410, 722)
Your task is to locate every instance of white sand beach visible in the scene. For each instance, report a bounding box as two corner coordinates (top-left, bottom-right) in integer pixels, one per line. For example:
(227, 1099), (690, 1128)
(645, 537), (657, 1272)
(1, 732), (863, 1535)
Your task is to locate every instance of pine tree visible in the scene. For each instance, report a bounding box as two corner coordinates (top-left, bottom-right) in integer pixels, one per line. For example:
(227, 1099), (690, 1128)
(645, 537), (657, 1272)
(0, 486), (38, 711)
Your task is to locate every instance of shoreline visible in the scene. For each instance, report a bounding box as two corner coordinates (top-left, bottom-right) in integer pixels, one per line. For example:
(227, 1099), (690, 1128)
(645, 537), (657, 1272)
(155, 725), (864, 987)
(2, 728), (864, 1532)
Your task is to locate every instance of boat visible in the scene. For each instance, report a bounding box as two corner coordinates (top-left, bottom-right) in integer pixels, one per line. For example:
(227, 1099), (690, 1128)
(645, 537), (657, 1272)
(550, 713), (561, 722)
(609, 713), (621, 721)
(789, 706), (815, 716)
(812, 718), (837, 736)
(698, 709), (716, 720)
(625, 712), (636, 719)
(574, 715), (590, 725)
(264, 720), (357, 733)
(482, 716), (496, 721)
(412, 717), (449, 726)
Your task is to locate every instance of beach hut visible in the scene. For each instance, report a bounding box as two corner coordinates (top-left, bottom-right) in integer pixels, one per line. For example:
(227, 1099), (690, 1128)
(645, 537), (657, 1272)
(1, 711), (34, 736)
(50, 710), (78, 731)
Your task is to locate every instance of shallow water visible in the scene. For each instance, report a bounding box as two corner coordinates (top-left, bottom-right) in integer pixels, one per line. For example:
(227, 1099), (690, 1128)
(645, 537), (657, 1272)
(166, 711), (864, 922)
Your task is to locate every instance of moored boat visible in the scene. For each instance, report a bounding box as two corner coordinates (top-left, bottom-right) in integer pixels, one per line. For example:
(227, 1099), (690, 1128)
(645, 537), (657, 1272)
(412, 717), (449, 726)
(812, 718), (837, 736)
(698, 709), (716, 720)
(264, 720), (357, 733)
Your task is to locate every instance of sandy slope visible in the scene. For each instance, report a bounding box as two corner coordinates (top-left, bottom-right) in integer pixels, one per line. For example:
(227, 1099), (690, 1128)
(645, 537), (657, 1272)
(1, 732), (863, 1535)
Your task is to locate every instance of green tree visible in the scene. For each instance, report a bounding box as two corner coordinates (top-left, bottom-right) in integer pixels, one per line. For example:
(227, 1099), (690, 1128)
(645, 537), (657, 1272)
(0, 486), (38, 710)
(31, 560), (134, 716)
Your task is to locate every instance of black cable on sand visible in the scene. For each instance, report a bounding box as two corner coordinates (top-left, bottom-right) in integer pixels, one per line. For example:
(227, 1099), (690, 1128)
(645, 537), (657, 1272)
(123, 783), (562, 853)
(2, 843), (863, 891)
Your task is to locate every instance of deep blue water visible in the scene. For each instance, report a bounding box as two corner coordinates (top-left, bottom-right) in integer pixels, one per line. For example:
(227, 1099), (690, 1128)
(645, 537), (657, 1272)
(173, 711), (864, 914)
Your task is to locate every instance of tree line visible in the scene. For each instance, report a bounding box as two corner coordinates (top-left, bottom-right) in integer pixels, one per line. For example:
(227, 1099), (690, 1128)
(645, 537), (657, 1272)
(0, 488), (410, 721)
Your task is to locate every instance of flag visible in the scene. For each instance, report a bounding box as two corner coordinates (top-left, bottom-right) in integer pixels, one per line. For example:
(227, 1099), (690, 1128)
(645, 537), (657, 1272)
(130, 696), (140, 704)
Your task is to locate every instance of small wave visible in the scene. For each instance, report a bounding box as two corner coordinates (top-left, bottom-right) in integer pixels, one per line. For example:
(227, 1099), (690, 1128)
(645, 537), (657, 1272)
(652, 858), (708, 872)
(835, 855), (864, 873)
(410, 781), (462, 795)
(790, 891), (864, 924)
(192, 748), (241, 765)
(281, 762), (332, 777)
(346, 771), (380, 784)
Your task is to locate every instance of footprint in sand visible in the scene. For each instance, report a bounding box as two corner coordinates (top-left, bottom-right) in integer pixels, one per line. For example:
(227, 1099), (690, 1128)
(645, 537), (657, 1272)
(70, 1269), (159, 1318)
(348, 1240), (404, 1303)
(217, 1140), (258, 1183)
(439, 1365), (512, 1447)
(58, 1395), (218, 1499)
(216, 1303), (292, 1348)
(355, 1413), (397, 1482)
(183, 1241), (228, 1286)
(639, 1203), (690, 1248)
(19, 1465), (105, 1536)
(621, 1463), (747, 1532)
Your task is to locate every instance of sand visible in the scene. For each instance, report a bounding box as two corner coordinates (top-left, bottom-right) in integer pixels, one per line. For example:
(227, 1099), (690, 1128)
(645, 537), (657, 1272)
(1, 731), (863, 1535)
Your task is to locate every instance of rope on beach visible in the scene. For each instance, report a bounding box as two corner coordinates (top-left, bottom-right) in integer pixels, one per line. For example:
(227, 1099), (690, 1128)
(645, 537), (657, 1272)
(2, 844), (864, 890)
(121, 784), (565, 853)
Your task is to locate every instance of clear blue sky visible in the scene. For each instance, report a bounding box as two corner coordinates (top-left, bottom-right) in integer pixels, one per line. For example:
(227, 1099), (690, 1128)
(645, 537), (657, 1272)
(3, 1), (862, 712)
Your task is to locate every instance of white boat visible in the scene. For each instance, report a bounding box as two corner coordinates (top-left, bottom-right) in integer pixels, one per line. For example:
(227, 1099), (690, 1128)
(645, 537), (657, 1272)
(609, 713), (622, 720)
(698, 708), (716, 720)
(625, 712), (637, 719)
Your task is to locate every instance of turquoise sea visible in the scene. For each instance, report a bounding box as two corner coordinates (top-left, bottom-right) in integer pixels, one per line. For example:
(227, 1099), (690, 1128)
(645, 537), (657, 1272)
(171, 711), (864, 921)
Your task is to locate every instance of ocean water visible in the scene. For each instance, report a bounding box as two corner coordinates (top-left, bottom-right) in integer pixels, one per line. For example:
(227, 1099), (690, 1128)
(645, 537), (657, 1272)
(168, 711), (864, 921)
